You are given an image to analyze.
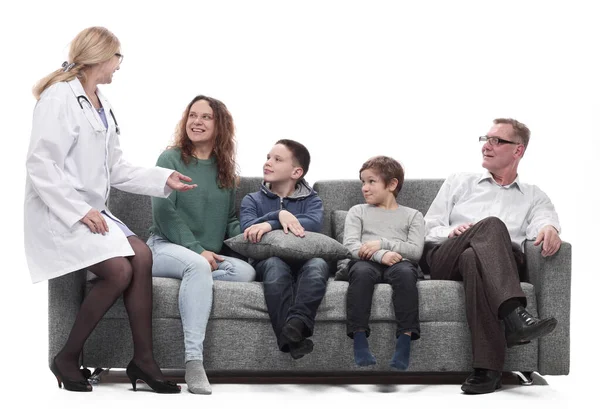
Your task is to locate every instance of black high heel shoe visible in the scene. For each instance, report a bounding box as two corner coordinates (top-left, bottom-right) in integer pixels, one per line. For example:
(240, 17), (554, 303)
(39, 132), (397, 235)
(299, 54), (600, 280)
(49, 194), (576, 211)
(126, 360), (181, 393)
(50, 357), (92, 392)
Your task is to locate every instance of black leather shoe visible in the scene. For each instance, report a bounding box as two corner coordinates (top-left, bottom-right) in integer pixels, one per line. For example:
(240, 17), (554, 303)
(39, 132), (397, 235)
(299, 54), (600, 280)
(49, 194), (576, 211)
(504, 306), (557, 348)
(461, 368), (502, 394)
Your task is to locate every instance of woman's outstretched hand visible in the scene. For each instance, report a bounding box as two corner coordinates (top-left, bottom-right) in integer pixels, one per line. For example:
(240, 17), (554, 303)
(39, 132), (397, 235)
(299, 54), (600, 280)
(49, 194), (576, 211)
(167, 171), (197, 192)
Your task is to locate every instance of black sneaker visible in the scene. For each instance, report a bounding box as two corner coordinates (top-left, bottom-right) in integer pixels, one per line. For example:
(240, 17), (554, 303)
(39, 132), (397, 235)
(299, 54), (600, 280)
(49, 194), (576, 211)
(289, 338), (314, 360)
(282, 318), (306, 343)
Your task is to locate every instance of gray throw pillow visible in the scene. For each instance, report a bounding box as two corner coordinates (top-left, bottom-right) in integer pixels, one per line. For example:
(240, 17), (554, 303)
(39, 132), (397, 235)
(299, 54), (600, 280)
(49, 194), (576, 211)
(331, 210), (352, 281)
(224, 230), (351, 262)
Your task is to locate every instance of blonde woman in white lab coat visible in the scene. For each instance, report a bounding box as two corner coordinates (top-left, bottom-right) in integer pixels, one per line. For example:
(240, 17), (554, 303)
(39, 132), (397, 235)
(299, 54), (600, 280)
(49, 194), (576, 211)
(26, 27), (195, 393)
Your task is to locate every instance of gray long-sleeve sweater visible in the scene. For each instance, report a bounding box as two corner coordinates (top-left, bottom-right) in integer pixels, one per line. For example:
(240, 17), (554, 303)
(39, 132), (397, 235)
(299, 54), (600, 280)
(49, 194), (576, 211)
(343, 204), (425, 264)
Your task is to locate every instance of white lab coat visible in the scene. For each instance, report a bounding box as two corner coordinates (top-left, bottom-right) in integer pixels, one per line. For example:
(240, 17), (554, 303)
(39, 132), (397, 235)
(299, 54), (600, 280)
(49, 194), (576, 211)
(24, 78), (173, 283)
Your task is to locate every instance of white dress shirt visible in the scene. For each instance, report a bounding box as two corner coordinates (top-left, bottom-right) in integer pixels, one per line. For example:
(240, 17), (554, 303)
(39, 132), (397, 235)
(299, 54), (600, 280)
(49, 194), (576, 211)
(424, 172), (560, 247)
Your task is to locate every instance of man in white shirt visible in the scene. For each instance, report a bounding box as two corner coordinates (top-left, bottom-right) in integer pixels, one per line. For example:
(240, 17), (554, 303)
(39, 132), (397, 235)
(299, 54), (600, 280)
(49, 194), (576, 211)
(424, 118), (561, 395)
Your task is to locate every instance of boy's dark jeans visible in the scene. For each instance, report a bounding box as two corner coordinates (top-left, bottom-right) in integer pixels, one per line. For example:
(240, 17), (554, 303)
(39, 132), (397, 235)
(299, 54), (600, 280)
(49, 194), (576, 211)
(254, 256), (329, 351)
(346, 260), (420, 340)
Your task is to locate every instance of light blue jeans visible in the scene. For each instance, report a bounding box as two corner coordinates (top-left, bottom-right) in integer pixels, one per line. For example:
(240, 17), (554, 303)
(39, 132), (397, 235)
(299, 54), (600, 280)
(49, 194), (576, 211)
(147, 234), (256, 362)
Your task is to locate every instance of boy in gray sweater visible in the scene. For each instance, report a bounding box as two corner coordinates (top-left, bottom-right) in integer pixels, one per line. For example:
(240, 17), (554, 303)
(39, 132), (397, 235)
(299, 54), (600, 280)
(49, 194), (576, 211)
(343, 156), (425, 369)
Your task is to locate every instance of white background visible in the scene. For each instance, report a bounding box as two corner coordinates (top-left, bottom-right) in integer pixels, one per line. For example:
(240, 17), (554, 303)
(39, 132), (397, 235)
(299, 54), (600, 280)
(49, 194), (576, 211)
(0, 0), (598, 406)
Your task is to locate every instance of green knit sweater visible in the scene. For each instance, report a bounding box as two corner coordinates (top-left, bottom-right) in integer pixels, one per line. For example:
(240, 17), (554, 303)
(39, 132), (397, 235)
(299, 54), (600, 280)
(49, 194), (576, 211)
(149, 148), (240, 254)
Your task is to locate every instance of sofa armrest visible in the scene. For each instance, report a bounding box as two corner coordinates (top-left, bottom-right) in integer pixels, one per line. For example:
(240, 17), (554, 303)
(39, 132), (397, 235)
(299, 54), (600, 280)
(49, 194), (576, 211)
(48, 270), (87, 366)
(524, 240), (571, 375)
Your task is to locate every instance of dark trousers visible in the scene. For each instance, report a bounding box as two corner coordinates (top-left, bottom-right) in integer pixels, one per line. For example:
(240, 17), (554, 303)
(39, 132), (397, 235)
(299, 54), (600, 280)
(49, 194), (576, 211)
(254, 256), (329, 351)
(346, 260), (420, 340)
(425, 216), (526, 371)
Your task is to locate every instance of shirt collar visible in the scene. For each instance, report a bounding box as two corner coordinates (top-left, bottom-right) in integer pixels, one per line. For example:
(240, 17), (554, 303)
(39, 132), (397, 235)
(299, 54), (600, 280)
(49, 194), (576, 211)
(478, 171), (524, 194)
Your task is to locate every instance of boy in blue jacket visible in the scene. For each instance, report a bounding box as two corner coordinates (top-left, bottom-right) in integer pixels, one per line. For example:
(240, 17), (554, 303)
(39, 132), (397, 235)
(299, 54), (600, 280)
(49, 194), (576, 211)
(240, 139), (328, 359)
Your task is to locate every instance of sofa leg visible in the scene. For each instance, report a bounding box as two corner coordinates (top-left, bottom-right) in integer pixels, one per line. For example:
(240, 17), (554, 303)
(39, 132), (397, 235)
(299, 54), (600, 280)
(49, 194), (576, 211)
(88, 368), (107, 385)
(512, 371), (535, 385)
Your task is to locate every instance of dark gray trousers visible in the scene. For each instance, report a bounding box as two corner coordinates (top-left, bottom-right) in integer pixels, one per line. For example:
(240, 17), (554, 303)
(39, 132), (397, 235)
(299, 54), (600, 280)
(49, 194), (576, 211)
(346, 260), (420, 340)
(425, 217), (526, 371)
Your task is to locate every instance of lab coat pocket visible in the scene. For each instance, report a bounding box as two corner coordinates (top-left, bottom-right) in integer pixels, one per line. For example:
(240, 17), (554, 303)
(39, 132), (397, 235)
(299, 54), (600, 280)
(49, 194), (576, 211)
(47, 208), (88, 237)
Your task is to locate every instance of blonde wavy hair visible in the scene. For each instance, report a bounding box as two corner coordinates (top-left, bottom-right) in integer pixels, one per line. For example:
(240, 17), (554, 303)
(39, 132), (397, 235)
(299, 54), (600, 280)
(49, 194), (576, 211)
(171, 95), (239, 189)
(32, 27), (120, 100)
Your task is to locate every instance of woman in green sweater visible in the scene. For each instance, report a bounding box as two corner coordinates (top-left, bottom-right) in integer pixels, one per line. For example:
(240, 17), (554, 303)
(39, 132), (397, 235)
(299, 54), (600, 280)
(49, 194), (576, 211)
(147, 95), (255, 394)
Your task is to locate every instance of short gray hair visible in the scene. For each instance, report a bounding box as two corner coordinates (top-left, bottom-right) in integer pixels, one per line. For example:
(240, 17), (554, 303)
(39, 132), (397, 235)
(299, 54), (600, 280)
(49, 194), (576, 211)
(493, 118), (530, 150)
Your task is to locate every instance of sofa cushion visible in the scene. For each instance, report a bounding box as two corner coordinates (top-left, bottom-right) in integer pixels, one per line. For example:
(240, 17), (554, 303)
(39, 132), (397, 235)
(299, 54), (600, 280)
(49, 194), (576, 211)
(94, 278), (537, 323)
(331, 210), (351, 281)
(215, 280), (537, 322)
(224, 231), (350, 262)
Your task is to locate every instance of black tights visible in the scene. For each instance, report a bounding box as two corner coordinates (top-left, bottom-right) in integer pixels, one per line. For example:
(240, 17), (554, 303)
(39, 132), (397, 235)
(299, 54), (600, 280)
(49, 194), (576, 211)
(54, 236), (163, 381)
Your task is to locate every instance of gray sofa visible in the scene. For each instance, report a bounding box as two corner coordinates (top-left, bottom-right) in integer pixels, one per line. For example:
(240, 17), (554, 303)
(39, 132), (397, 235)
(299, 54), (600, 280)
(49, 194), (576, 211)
(48, 177), (571, 379)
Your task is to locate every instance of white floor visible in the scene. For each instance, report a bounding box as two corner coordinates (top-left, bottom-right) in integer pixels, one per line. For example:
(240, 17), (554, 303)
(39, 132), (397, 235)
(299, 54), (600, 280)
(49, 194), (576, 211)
(11, 371), (590, 408)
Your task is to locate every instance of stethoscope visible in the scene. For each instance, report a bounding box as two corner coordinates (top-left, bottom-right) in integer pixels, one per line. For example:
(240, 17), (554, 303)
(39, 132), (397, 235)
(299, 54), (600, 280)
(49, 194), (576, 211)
(77, 95), (120, 135)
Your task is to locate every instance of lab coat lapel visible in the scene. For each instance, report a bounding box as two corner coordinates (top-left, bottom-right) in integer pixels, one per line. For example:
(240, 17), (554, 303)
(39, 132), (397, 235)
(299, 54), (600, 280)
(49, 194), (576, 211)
(95, 88), (114, 199)
(96, 88), (118, 139)
(67, 78), (107, 135)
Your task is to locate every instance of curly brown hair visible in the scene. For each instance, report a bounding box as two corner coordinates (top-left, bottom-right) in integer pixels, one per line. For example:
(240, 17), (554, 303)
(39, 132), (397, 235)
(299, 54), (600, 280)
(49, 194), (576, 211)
(171, 95), (238, 189)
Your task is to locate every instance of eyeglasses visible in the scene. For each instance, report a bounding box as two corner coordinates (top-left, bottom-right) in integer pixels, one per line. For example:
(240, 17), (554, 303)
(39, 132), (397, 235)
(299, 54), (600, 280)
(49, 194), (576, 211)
(115, 53), (124, 64)
(479, 136), (520, 146)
